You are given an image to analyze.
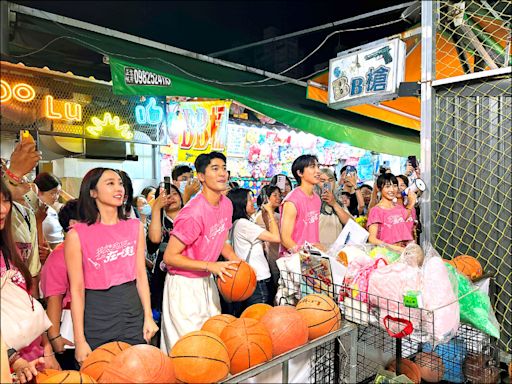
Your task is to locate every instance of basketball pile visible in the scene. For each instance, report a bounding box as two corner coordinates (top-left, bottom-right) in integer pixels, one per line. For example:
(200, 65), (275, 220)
(168, 293), (342, 382)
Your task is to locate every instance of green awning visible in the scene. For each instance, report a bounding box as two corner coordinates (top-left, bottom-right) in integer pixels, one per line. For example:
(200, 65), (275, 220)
(7, 14), (420, 156)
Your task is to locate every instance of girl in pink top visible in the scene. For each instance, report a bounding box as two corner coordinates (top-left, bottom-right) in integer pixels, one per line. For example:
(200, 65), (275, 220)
(367, 173), (416, 253)
(65, 168), (158, 365)
(280, 155), (323, 255)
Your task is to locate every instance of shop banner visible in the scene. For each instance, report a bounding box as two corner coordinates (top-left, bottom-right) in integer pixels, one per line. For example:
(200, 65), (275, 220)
(160, 100), (231, 165)
(328, 38), (406, 109)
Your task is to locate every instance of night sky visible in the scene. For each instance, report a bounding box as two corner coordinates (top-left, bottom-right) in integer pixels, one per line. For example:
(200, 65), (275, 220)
(14, 0), (412, 75)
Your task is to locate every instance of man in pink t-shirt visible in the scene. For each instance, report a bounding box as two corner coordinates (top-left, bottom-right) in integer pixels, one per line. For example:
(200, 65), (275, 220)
(160, 152), (240, 351)
(280, 155), (322, 255)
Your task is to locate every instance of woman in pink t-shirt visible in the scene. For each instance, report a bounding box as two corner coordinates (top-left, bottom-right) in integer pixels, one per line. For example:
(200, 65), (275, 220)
(65, 168), (158, 365)
(367, 173), (416, 253)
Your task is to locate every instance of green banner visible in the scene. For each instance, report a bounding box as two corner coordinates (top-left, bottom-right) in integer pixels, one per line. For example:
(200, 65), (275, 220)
(110, 57), (419, 156)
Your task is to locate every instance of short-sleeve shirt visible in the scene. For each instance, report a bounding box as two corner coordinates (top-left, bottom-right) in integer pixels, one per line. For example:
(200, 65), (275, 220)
(71, 219), (140, 290)
(11, 202), (40, 277)
(232, 219), (270, 281)
(367, 205), (416, 244)
(279, 188), (321, 253)
(169, 193), (233, 278)
(40, 243), (70, 308)
(42, 206), (64, 245)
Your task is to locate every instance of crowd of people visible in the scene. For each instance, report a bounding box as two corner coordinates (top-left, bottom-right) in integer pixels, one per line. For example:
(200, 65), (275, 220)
(0, 138), (422, 382)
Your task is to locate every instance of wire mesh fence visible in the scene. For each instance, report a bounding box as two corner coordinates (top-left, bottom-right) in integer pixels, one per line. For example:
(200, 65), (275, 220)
(432, 0), (512, 354)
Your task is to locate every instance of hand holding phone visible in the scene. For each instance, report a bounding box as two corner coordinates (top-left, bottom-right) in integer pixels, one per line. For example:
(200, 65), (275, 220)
(164, 176), (171, 195)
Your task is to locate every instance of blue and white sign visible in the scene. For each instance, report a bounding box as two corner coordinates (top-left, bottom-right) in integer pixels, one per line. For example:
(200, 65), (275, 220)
(328, 38), (406, 109)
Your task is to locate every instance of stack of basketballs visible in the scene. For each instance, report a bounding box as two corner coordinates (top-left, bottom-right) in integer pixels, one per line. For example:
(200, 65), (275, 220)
(36, 261), (343, 384)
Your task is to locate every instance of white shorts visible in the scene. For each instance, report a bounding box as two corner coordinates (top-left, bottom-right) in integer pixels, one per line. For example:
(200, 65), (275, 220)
(160, 273), (221, 354)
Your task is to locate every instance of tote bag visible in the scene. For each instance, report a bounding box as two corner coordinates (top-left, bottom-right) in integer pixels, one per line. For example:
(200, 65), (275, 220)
(1, 270), (52, 350)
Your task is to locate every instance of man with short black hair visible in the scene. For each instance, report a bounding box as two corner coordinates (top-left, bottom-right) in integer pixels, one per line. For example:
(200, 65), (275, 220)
(171, 164), (200, 204)
(161, 152), (241, 350)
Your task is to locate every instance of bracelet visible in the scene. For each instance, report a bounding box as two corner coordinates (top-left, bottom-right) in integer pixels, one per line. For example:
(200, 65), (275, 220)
(5, 168), (22, 183)
(48, 334), (61, 342)
(43, 352), (56, 357)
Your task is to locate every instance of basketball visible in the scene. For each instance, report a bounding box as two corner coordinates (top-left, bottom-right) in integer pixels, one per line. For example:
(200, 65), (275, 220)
(260, 305), (308, 356)
(170, 330), (230, 383)
(296, 294), (342, 340)
(386, 358), (421, 384)
(41, 370), (96, 383)
(217, 261), (257, 302)
(80, 341), (131, 381)
(445, 255), (482, 280)
(240, 303), (272, 321)
(220, 318), (273, 374)
(35, 369), (60, 383)
(99, 344), (175, 383)
(415, 352), (445, 382)
(201, 314), (237, 337)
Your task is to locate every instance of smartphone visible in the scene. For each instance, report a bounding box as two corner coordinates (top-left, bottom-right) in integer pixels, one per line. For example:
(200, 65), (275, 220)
(408, 155), (418, 169)
(322, 182), (331, 194)
(276, 175), (286, 191)
(164, 176), (171, 195)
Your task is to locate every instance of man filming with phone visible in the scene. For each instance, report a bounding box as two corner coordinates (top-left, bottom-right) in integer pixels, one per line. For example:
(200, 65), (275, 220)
(335, 165), (365, 217)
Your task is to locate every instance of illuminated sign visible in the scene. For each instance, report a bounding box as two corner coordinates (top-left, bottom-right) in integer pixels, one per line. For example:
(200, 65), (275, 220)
(44, 95), (82, 122)
(135, 97), (163, 125)
(1, 80), (36, 103)
(86, 112), (133, 140)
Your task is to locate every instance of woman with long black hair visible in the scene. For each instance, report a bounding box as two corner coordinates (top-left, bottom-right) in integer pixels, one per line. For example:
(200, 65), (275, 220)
(227, 188), (280, 314)
(65, 168), (158, 365)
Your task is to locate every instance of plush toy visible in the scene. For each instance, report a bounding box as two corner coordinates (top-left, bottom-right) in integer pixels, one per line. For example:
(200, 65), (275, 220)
(247, 144), (261, 163)
(445, 264), (500, 338)
(401, 243), (425, 267)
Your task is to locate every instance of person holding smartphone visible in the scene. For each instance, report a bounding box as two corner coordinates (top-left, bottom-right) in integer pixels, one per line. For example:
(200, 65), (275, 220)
(335, 165), (365, 217)
(317, 168), (353, 247)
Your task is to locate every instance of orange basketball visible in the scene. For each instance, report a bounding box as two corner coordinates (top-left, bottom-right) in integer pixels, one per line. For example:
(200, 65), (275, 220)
(220, 318), (273, 374)
(170, 330), (230, 383)
(201, 314), (237, 337)
(415, 352), (445, 382)
(80, 341), (131, 381)
(296, 294), (342, 340)
(451, 255), (483, 280)
(99, 344), (175, 383)
(240, 303), (272, 321)
(387, 358), (422, 384)
(260, 305), (308, 356)
(217, 261), (257, 302)
(35, 369), (61, 383)
(41, 370), (96, 383)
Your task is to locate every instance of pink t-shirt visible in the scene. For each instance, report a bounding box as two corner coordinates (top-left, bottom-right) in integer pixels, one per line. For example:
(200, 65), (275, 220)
(279, 187), (321, 254)
(71, 219), (140, 290)
(40, 243), (71, 308)
(0, 250), (43, 361)
(169, 193), (233, 278)
(367, 205), (416, 244)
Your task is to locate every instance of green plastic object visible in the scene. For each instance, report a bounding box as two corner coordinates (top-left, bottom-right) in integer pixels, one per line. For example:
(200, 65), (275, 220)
(446, 264), (500, 338)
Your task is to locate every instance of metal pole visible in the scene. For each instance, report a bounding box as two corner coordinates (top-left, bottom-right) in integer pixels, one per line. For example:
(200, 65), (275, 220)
(0, 1), (9, 56)
(420, 0), (436, 245)
(209, 2), (416, 57)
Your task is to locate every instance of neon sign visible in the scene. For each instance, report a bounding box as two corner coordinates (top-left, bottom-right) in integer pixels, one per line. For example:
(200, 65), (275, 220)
(134, 97), (163, 125)
(44, 95), (82, 122)
(1, 80), (36, 103)
(86, 112), (133, 140)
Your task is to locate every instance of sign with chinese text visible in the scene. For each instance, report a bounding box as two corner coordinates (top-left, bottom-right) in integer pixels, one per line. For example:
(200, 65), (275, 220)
(328, 38), (406, 109)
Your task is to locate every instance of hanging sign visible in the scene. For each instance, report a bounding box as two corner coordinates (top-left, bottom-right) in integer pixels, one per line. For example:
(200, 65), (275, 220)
(124, 67), (171, 87)
(160, 100), (231, 164)
(328, 38), (406, 109)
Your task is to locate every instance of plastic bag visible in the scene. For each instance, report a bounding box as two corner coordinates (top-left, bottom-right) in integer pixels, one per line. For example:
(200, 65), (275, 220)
(421, 242), (460, 344)
(445, 264), (500, 339)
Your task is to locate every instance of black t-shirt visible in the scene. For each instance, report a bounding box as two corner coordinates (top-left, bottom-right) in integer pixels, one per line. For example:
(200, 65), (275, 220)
(348, 192), (359, 217)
